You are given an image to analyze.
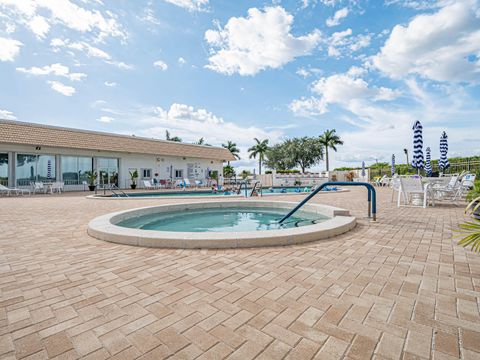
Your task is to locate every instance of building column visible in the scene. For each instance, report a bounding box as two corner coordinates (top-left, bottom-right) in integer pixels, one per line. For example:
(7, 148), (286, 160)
(56, 155), (62, 181)
(8, 152), (15, 188)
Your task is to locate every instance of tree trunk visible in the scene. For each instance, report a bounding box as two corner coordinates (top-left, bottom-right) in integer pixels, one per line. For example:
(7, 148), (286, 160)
(325, 147), (329, 171)
(258, 159), (262, 175)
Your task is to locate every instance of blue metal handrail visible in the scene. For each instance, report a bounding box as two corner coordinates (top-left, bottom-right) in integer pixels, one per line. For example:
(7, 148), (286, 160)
(278, 182), (376, 223)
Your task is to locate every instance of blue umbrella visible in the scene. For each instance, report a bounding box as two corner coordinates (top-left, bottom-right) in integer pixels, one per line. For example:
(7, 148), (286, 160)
(391, 154), (395, 176)
(411, 120), (424, 172)
(439, 131), (449, 171)
(424, 147), (432, 176)
(361, 161), (366, 177)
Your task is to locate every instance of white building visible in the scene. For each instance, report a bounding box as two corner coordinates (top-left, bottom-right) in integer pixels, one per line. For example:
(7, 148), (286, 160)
(0, 120), (235, 190)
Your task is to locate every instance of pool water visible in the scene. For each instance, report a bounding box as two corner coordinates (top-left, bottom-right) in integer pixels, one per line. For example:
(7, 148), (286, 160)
(116, 207), (330, 232)
(117, 186), (338, 198)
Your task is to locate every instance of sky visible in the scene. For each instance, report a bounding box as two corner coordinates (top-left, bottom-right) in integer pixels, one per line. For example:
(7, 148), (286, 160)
(0, 0), (479, 171)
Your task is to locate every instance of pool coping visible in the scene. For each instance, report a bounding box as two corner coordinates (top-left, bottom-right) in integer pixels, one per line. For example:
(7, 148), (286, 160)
(87, 200), (356, 249)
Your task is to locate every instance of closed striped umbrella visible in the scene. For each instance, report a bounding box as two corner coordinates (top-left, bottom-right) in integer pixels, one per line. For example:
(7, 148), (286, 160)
(411, 120), (424, 171)
(391, 154), (395, 176)
(424, 147), (432, 176)
(439, 131), (449, 171)
(47, 159), (52, 180)
(361, 161), (366, 177)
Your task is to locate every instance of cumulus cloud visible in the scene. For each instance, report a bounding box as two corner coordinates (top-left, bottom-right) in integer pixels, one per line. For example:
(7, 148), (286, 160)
(0, 0), (126, 41)
(326, 7), (349, 27)
(97, 116), (114, 123)
(178, 57), (187, 65)
(16, 63), (87, 81)
(48, 80), (75, 96)
(0, 108), (16, 120)
(290, 69), (401, 117)
(372, 1), (480, 83)
(104, 81), (116, 87)
(136, 103), (283, 147)
(204, 6), (322, 75)
(0, 37), (22, 61)
(162, 0), (209, 12)
(153, 60), (168, 71)
(327, 29), (371, 57)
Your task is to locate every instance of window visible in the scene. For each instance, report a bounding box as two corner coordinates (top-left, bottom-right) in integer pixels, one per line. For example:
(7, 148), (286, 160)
(96, 157), (119, 185)
(174, 169), (183, 179)
(16, 154), (56, 186)
(61, 156), (93, 185)
(142, 169), (152, 179)
(0, 153), (7, 186)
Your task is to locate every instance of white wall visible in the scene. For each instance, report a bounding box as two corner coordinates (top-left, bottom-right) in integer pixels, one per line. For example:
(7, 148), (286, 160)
(0, 144), (225, 189)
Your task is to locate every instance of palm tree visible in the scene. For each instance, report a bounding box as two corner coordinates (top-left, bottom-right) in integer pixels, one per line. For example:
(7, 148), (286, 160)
(318, 129), (343, 171)
(222, 141), (241, 166)
(248, 138), (269, 175)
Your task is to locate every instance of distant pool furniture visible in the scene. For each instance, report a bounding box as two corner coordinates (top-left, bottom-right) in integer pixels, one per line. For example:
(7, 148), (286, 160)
(195, 180), (203, 188)
(430, 175), (462, 204)
(0, 184), (30, 196)
(462, 174), (476, 190)
(143, 180), (155, 190)
(390, 176), (400, 202)
(183, 179), (192, 188)
(32, 182), (47, 194)
(374, 175), (389, 187)
(398, 177), (430, 208)
(51, 181), (64, 193)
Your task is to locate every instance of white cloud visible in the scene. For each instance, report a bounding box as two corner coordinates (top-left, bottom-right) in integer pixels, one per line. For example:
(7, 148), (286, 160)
(0, 0), (126, 41)
(27, 15), (50, 39)
(16, 63), (86, 81)
(97, 116), (114, 123)
(178, 57), (186, 65)
(372, 1), (480, 83)
(205, 6), (322, 75)
(104, 81), (116, 87)
(296, 68), (310, 78)
(136, 103), (283, 147)
(162, 0), (209, 12)
(48, 80), (76, 96)
(0, 108), (16, 120)
(327, 29), (371, 57)
(326, 7), (349, 27)
(0, 37), (22, 61)
(153, 60), (168, 71)
(290, 69), (401, 117)
(104, 60), (134, 70)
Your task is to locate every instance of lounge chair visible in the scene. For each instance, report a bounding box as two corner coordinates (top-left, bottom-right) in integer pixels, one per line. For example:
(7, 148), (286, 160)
(390, 176), (401, 202)
(0, 184), (31, 196)
(398, 177), (430, 208)
(183, 179), (191, 188)
(194, 180), (204, 188)
(432, 176), (462, 203)
(374, 175), (388, 187)
(461, 174), (476, 190)
(143, 180), (155, 190)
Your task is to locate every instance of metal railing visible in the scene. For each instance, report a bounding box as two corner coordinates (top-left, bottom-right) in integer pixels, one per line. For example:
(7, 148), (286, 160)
(278, 182), (377, 224)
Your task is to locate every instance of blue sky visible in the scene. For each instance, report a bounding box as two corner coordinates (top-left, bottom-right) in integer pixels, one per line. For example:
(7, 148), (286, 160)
(0, 0), (479, 171)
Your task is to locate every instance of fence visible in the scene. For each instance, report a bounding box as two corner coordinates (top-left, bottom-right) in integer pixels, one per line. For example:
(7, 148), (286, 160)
(369, 160), (480, 180)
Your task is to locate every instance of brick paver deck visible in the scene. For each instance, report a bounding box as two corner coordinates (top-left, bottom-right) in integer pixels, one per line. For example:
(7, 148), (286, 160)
(1, 188), (479, 359)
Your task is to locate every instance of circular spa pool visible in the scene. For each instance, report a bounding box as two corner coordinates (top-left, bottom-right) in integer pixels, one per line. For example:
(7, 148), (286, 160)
(88, 201), (356, 249)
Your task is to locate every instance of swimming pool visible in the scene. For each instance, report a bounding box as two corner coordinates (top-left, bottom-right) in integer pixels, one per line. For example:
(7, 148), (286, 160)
(116, 207), (329, 232)
(88, 200), (356, 248)
(105, 186), (340, 198)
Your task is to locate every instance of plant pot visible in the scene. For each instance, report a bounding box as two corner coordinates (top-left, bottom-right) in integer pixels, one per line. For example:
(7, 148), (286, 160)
(88, 185), (96, 191)
(130, 184), (137, 190)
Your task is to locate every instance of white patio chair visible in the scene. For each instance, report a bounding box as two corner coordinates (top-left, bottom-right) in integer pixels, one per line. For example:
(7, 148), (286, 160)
(461, 174), (476, 190)
(390, 176), (401, 202)
(432, 176), (461, 203)
(51, 182), (64, 193)
(33, 182), (47, 194)
(143, 180), (155, 189)
(183, 179), (192, 188)
(398, 178), (430, 208)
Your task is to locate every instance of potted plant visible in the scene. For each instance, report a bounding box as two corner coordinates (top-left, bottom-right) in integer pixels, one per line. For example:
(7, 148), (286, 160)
(129, 170), (138, 189)
(85, 171), (97, 191)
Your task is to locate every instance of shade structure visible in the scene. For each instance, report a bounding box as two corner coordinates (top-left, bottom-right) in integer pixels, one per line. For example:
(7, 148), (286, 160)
(391, 154), (395, 176)
(47, 159), (52, 180)
(411, 120), (424, 170)
(425, 147), (432, 176)
(361, 161), (366, 177)
(439, 131), (449, 171)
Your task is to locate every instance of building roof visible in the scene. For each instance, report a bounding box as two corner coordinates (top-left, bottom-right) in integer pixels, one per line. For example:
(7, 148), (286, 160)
(0, 120), (236, 161)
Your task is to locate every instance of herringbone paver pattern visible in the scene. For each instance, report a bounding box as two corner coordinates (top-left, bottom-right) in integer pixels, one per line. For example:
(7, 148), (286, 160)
(1, 188), (479, 359)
